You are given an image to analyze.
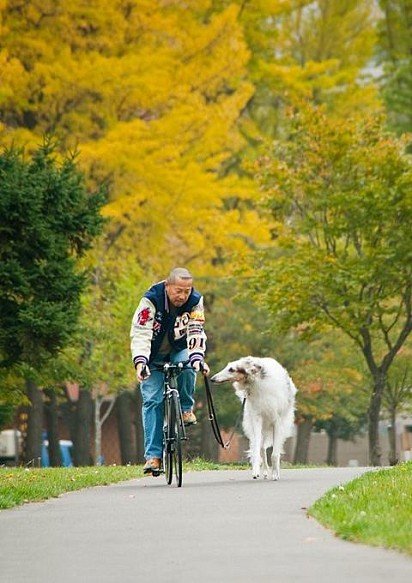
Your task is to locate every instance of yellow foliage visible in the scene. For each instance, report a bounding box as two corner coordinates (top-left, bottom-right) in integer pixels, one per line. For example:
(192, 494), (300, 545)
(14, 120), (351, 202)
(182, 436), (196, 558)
(0, 0), (382, 281)
(0, 1), (269, 278)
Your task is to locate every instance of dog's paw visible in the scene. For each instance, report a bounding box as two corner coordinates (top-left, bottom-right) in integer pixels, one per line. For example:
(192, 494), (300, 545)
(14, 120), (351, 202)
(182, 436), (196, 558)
(252, 474), (259, 479)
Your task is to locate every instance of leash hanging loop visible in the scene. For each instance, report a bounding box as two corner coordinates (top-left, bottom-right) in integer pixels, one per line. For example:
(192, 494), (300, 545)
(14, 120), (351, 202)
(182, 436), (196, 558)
(203, 374), (225, 448)
(203, 375), (245, 450)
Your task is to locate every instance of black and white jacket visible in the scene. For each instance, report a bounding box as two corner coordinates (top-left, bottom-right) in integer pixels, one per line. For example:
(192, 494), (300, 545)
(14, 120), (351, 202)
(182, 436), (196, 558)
(130, 281), (207, 368)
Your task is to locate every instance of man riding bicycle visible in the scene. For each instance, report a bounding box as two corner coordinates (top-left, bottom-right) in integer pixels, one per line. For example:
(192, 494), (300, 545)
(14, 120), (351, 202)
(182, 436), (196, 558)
(130, 267), (209, 476)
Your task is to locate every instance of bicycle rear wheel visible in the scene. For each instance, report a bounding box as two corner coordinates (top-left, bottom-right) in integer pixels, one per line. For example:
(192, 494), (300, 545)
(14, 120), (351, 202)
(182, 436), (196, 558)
(163, 397), (175, 485)
(172, 392), (183, 487)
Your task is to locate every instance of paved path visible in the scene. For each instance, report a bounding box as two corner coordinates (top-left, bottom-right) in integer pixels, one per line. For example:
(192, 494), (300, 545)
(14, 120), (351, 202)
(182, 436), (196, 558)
(1, 467), (411, 582)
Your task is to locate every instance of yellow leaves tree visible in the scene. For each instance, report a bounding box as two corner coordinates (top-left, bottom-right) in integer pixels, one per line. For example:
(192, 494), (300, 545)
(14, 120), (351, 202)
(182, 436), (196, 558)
(0, 3), (272, 464)
(0, 1), (270, 278)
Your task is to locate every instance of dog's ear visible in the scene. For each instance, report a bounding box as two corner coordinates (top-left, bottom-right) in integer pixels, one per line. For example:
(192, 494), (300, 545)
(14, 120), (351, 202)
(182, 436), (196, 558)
(250, 364), (263, 376)
(243, 359), (263, 376)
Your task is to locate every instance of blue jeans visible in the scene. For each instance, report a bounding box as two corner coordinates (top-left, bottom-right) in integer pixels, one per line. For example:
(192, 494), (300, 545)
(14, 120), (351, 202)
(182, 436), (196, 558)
(140, 349), (196, 460)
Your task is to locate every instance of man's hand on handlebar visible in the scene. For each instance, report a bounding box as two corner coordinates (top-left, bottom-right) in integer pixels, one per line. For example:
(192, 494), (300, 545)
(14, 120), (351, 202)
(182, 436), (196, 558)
(136, 363), (150, 382)
(192, 360), (210, 376)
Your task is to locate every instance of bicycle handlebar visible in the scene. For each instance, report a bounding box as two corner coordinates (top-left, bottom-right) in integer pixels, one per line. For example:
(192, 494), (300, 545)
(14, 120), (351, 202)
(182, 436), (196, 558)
(141, 361), (191, 379)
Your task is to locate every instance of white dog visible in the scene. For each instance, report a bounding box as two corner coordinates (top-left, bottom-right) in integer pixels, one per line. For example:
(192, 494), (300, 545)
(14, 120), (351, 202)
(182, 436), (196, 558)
(211, 356), (297, 480)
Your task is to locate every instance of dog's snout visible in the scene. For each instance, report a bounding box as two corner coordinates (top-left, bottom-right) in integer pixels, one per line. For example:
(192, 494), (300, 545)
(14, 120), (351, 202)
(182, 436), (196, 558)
(210, 373), (226, 384)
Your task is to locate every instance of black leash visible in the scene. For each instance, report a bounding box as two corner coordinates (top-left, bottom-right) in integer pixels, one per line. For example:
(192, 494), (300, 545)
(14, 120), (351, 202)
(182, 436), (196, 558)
(203, 373), (225, 447)
(203, 373), (246, 449)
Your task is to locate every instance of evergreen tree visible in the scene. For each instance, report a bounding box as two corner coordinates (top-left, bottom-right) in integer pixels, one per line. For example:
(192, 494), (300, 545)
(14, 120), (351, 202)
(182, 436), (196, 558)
(0, 140), (105, 367)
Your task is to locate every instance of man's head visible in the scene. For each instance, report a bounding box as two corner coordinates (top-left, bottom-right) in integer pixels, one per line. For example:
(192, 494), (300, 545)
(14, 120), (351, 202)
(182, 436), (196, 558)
(165, 267), (193, 307)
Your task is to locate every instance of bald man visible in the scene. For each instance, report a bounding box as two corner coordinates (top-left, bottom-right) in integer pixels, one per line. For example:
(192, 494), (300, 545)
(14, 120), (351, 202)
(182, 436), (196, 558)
(130, 267), (209, 475)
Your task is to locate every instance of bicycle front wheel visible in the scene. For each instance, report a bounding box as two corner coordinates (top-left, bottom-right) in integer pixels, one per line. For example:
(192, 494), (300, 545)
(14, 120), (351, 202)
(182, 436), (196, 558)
(172, 392), (183, 487)
(163, 397), (175, 485)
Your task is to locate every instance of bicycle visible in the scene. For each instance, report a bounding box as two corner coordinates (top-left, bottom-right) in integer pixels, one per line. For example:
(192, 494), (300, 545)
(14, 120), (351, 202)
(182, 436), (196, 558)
(143, 361), (189, 487)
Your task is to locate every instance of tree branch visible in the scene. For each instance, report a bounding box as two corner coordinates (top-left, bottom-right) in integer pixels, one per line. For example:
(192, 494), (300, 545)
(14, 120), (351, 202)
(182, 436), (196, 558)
(100, 397), (115, 425)
(317, 297), (363, 347)
(381, 286), (412, 372)
(359, 325), (379, 376)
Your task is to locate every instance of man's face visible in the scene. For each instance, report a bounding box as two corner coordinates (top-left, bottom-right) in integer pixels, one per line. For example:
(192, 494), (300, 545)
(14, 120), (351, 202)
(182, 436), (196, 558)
(165, 278), (193, 307)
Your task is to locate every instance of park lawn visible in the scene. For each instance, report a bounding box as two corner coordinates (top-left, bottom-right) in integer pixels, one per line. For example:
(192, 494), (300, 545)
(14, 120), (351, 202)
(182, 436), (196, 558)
(309, 462), (412, 556)
(0, 465), (143, 510)
(0, 459), (247, 510)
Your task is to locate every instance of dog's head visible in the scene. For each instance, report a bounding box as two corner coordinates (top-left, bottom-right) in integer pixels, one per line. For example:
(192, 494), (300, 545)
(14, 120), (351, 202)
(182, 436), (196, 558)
(210, 356), (263, 384)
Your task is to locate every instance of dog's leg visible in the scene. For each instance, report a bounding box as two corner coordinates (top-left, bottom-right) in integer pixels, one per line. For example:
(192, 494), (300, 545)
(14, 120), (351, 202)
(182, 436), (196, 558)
(251, 415), (262, 479)
(271, 424), (281, 481)
(261, 446), (269, 479)
(272, 452), (280, 481)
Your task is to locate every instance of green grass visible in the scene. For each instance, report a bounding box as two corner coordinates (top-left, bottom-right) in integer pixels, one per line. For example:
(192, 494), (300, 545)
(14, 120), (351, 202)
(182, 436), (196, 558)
(309, 462), (412, 556)
(0, 465), (143, 510)
(0, 459), (247, 510)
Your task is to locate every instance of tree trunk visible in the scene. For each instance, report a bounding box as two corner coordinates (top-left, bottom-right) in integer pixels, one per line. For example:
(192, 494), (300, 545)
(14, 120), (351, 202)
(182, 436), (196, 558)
(293, 418), (312, 464)
(44, 388), (62, 467)
(94, 396), (115, 466)
(24, 379), (43, 466)
(133, 387), (145, 463)
(326, 431), (338, 466)
(387, 407), (398, 466)
(368, 374), (386, 466)
(94, 396), (103, 466)
(73, 389), (93, 466)
(116, 391), (135, 465)
(60, 399), (77, 448)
